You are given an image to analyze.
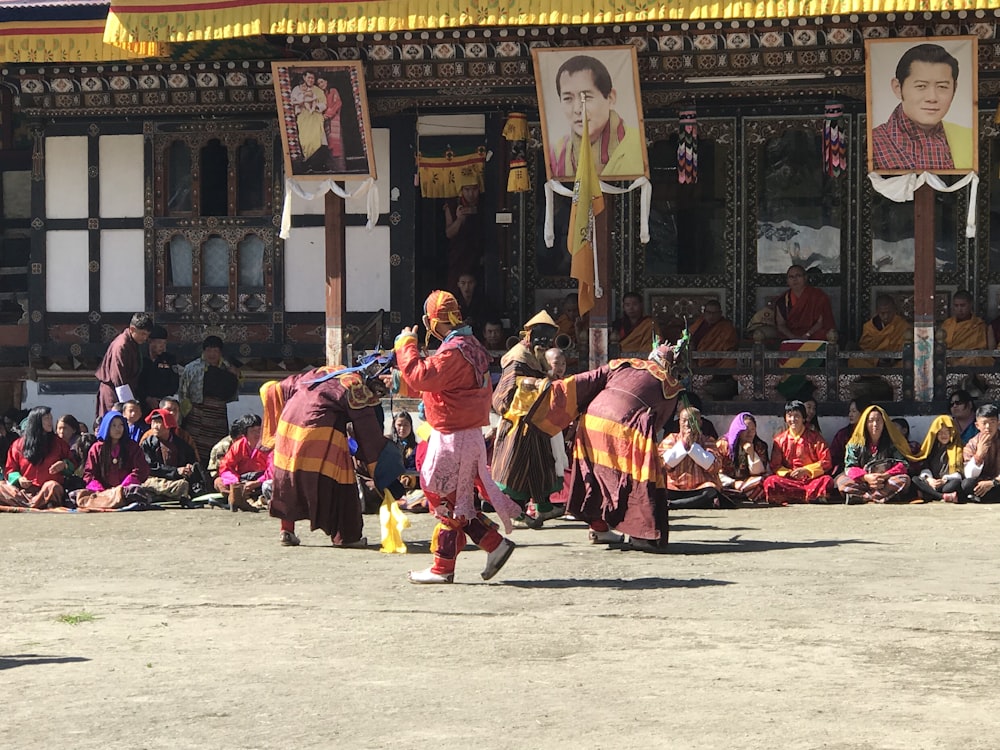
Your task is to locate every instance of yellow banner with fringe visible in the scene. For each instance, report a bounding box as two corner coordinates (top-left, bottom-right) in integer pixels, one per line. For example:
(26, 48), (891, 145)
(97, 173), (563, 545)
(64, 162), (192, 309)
(417, 150), (485, 199)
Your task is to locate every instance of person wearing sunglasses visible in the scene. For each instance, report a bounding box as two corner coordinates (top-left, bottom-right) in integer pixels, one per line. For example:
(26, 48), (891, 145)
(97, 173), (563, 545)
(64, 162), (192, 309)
(947, 389), (978, 445)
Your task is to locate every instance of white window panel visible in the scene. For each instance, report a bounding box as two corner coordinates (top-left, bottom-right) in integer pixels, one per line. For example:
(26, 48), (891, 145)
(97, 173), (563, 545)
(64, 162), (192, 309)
(346, 225), (390, 312)
(283, 227), (325, 312)
(99, 230), (145, 312)
(45, 137), (89, 219)
(345, 128), (389, 216)
(99, 135), (144, 218)
(45, 230), (90, 312)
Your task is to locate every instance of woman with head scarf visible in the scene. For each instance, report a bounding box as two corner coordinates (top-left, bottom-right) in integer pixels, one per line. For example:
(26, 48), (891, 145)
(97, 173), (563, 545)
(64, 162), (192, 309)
(719, 412), (770, 504)
(835, 405), (915, 504)
(1, 406), (73, 509)
(909, 416), (964, 503)
(75, 410), (150, 509)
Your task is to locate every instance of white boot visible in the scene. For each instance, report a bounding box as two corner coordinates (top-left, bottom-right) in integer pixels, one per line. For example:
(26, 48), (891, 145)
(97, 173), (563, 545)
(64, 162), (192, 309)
(408, 567), (454, 584)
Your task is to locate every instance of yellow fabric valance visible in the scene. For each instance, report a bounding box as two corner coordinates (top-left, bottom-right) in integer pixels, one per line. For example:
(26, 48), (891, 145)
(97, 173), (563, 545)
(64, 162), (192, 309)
(104, 0), (1000, 49)
(417, 150), (486, 199)
(0, 18), (160, 63)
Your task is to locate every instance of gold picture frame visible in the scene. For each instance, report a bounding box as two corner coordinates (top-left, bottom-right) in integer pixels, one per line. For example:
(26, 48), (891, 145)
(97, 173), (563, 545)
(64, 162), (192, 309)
(531, 45), (649, 183)
(866, 36), (978, 175)
(271, 60), (377, 180)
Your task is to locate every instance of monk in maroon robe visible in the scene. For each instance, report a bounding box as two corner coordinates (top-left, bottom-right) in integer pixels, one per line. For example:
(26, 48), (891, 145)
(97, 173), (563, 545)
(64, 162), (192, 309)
(775, 265), (836, 341)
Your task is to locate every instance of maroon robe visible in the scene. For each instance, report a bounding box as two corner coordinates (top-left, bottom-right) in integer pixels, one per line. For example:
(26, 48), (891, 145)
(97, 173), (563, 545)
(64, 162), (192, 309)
(94, 328), (142, 418)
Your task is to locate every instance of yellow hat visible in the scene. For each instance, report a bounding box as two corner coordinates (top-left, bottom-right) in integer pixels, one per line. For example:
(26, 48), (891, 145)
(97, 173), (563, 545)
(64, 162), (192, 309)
(459, 174), (481, 189)
(522, 310), (558, 330)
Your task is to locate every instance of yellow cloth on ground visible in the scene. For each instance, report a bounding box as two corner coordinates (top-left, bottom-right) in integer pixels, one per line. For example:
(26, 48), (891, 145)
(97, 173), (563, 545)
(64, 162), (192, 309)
(849, 315), (909, 367)
(379, 489), (410, 554)
(942, 316), (991, 367)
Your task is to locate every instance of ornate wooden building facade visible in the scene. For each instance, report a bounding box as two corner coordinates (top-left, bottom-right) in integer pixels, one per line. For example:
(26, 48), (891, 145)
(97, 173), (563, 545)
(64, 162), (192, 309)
(2, 2), (1000, 412)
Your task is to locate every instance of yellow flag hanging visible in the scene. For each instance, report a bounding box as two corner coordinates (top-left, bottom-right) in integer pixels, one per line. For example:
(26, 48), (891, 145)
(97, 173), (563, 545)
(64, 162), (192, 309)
(567, 102), (605, 317)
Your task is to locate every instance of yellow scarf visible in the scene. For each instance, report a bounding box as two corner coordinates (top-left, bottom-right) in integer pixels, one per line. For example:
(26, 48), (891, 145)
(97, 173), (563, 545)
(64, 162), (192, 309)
(911, 415), (964, 475)
(846, 405), (919, 462)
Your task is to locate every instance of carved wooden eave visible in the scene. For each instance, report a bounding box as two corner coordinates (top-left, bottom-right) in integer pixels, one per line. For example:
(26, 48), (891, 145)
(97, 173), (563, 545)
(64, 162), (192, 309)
(5, 15), (1000, 119)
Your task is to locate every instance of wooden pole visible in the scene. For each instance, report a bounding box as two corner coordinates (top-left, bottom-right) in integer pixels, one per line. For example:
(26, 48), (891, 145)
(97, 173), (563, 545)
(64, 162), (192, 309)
(588, 195), (614, 369)
(324, 190), (347, 367)
(912, 183), (935, 402)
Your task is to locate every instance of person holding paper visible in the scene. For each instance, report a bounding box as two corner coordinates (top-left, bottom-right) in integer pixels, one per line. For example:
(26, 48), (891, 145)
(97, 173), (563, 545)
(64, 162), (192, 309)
(94, 312), (154, 419)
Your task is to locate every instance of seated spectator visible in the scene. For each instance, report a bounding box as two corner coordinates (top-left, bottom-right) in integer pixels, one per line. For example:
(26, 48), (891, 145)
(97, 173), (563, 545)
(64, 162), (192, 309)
(941, 290), (991, 367)
(910, 415), (964, 503)
(55, 414), (82, 453)
(835, 405), (913, 504)
(207, 419), (243, 486)
(762, 400), (834, 505)
(76, 410), (150, 508)
(121, 399), (144, 443)
(775, 264), (835, 341)
(664, 392), (718, 439)
(391, 411), (427, 512)
(658, 406), (723, 509)
(960, 404), (1000, 503)
(0, 406), (73, 509)
(803, 396), (822, 435)
(140, 408), (204, 506)
(850, 295), (909, 367)
(947, 389), (978, 444)
(892, 417), (921, 456)
(151, 396), (201, 465)
(719, 412), (770, 504)
(829, 399), (867, 475)
(688, 299), (738, 369)
(614, 291), (656, 354)
(65, 431), (97, 493)
(215, 413), (268, 512)
(555, 292), (588, 354)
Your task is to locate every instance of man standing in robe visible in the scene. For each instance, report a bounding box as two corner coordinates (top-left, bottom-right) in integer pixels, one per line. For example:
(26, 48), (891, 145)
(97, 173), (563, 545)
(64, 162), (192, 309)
(775, 265), (836, 341)
(138, 325), (181, 413)
(941, 290), (991, 367)
(850, 295), (910, 367)
(94, 312), (154, 419)
(687, 299), (739, 369)
(614, 291), (656, 354)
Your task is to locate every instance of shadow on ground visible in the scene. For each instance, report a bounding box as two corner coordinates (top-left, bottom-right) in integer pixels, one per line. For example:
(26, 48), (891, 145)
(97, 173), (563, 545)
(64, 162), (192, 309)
(0, 654), (90, 671)
(665, 537), (879, 555)
(502, 577), (734, 590)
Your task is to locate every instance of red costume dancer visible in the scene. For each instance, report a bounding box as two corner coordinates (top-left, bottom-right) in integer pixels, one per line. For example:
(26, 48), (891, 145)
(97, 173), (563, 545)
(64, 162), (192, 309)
(529, 343), (682, 552)
(763, 400), (834, 505)
(394, 291), (521, 584)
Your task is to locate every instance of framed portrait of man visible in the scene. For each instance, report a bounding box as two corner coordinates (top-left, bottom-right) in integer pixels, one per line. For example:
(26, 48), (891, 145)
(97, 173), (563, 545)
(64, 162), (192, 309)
(866, 36), (978, 175)
(531, 46), (649, 183)
(271, 60), (377, 180)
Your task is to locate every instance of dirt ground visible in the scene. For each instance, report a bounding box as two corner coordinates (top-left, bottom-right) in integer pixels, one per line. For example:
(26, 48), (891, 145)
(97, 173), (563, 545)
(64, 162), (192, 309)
(3, 502), (999, 750)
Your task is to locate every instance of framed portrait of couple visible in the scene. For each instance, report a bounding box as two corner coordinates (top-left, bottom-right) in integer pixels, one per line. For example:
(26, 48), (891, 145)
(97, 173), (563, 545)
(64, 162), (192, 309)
(271, 60), (377, 180)
(866, 36), (978, 175)
(531, 45), (649, 183)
